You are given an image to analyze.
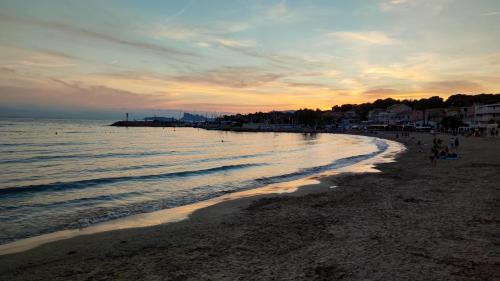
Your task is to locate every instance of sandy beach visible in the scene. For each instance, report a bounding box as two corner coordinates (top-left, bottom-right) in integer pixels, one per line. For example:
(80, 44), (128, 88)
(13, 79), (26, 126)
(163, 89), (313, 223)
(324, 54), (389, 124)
(0, 132), (498, 281)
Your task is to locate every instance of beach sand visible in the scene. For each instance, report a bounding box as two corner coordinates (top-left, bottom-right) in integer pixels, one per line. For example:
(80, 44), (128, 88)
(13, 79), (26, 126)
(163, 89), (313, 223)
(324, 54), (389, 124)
(0, 133), (498, 280)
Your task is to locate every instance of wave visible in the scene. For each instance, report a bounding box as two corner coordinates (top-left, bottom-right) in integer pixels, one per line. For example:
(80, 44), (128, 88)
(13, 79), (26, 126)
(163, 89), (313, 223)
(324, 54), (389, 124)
(1, 141), (91, 147)
(80, 151), (271, 174)
(0, 191), (143, 212)
(254, 138), (388, 185)
(0, 163), (265, 196)
(0, 130), (26, 133)
(0, 150), (196, 164)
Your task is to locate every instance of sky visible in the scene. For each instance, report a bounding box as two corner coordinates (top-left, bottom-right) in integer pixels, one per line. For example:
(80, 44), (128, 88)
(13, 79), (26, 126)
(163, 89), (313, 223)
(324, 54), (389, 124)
(0, 0), (499, 117)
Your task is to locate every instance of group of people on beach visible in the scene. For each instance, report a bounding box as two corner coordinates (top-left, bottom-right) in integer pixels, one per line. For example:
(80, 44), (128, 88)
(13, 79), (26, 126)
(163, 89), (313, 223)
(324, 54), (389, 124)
(461, 128), (499, 137)
(430, 137), (459, 166)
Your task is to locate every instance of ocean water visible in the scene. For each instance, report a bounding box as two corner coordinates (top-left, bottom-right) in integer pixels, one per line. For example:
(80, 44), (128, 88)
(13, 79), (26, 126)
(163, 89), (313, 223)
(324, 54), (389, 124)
(0, 118), (390, 244)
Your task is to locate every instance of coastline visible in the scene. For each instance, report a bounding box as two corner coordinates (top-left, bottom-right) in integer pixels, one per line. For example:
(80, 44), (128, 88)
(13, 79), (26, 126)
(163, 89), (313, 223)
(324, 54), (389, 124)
(0, 134), (403, 255)
(0, 132), (498, 280)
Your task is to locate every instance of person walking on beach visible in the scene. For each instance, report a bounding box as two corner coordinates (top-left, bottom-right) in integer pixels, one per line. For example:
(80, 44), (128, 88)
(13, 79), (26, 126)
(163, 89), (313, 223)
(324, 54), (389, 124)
(430, 145), (438, 167)
(455, 137), (459, 148)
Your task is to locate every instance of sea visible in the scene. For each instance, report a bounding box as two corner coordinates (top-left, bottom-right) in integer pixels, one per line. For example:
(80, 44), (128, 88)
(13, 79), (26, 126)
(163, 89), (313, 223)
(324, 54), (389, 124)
(0, 118), (397, 246)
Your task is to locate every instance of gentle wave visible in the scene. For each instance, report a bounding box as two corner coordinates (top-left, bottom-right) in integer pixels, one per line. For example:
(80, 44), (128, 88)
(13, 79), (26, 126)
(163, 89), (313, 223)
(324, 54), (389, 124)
(255, 139), (388, 185)
(0, 163), (266, 196)
(0, 191), (144, 212)
(79, 151), (272, 174)
(0, 142), (91, 148)
(0, 150), (196, 164)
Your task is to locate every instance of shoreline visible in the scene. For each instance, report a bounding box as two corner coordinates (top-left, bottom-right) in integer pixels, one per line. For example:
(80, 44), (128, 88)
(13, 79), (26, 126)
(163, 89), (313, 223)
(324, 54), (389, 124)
(1, 132), (498, 280)
(0, 135), (404, 256)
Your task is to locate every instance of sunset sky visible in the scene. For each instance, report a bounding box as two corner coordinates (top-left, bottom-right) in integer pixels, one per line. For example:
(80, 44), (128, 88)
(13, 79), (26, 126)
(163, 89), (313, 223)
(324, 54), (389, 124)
(1, 0), (499, 117)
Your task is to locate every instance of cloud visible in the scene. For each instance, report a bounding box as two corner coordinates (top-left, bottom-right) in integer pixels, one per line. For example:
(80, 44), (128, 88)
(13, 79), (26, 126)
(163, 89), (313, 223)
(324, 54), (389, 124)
(379, 0), (449, 16)
(486, 53), (500, 65)
(0, 80), (168, 110)
(172, 67), (283, 88)
(92, 67), (284, 89)
(18, 53), (74, 68)
(161, 0), (196, 24)
(0, 14), (198, 58)
(284, 81), (329, 88)
(146, 20), (255, 54)
(34, 49), (76, 60)
(149, 24), (200, 40)
(168, 102), (294, 114)
(0, 66), (17, 74)
(0, 45), (80, 71)
(148, 20), (250, 42)
(196, 42), (212, 48)
(215, 38), (257, 48)
(482, 11), (500, 16)
(422, 80), (484, 93)
(267, 1), (288, 19)
(265, 0), (300, 23)
(323, 70), (341, 77)
(324, 31), (398, 45)
(214, 42), (326, 70)
(379, 0), (412, 10)
(363, 88), (400, 96)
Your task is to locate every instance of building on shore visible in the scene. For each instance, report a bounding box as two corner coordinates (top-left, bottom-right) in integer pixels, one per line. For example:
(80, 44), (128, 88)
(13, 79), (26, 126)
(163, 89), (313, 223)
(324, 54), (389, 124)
(459, 103), (500, 134)
(367, 104), (411, 125)
(340, 109), (359, 129)
(387, 104), (412, 124)
(445, 106), (475, 122)
(473, 103), (500, 124)
(424, 108), (446, 128)
(368, 108), (389, 124)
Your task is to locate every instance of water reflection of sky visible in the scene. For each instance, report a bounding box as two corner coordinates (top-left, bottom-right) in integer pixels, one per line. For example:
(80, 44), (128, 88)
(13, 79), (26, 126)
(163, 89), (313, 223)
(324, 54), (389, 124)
(0, 118), (384, 246)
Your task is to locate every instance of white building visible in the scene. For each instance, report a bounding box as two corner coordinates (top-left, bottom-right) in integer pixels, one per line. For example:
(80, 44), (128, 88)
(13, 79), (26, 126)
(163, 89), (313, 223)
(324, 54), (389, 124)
(474, 103), (500, 124)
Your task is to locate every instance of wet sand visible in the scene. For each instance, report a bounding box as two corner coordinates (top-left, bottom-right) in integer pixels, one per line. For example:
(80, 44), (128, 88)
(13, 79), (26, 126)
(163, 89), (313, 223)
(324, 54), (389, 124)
(0, 133), (499, 280)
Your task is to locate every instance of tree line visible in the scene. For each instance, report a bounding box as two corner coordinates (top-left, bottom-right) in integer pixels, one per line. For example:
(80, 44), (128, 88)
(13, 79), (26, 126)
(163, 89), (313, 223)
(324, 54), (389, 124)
(332, 94), (500, 120)
(218, 93), (500, 127)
